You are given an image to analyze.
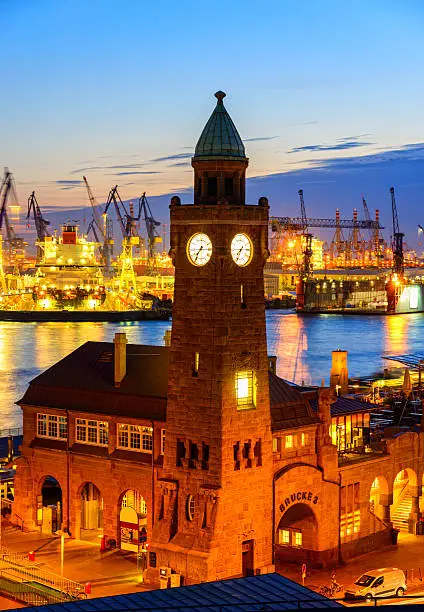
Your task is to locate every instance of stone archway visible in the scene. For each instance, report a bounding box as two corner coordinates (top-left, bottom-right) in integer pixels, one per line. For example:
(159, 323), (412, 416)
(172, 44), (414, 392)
(370, 476), (390, 522)
(391, 468), (418, 532)
(80, 482), (103, 541)
(276, 503), (318, 564)
(119, 489), (148, 552)
(40, 476), (62, 534)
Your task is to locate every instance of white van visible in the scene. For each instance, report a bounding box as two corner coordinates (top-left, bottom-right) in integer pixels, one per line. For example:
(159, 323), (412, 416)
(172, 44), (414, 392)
(345, 567), (407, 600)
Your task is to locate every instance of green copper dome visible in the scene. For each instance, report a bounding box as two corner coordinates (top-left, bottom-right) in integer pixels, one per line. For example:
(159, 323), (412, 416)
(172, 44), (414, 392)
(194, 91), (246, 160)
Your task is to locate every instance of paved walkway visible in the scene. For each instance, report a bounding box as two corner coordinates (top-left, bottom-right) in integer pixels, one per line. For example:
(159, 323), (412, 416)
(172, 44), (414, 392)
(1, 521), (150, 605)
(278, 532), (424, 599)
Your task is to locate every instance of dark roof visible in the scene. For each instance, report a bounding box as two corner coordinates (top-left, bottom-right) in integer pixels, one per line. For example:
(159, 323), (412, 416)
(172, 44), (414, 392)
(19, 340), (323, 429)
(269, 372), (319, 430)
(22, 573), (341, 611)
(310, 396), (375, 417)
(18, 342), (168, 422)
(194, 91), (246, 161)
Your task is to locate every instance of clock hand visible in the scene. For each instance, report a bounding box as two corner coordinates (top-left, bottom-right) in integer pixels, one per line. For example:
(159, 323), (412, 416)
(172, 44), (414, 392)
(195, 245), (203, 262)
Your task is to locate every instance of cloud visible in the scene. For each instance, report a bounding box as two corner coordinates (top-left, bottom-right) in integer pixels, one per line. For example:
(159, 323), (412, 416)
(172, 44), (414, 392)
(245, 135), (280, 142)
(53, 180), (83, 190)
(71, 163), (147, 175)
(151, 153), (193, 163)
(288, 140), (373, 154)
(114, 171), (161, 176)
(169, 161), (190, 167)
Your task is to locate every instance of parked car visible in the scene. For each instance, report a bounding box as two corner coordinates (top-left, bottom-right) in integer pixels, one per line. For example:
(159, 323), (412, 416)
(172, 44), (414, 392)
(344, 567), (406, 601)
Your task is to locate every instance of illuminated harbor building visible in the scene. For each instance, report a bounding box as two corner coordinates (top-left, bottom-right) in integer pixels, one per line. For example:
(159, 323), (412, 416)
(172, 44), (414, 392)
(13, 92), (424, 585)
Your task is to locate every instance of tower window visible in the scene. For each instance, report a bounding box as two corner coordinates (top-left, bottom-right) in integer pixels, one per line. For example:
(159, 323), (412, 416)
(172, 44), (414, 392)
(225, 177), (234, 196)
(207, 177), (217, 197)
(235, 370), (256, 409)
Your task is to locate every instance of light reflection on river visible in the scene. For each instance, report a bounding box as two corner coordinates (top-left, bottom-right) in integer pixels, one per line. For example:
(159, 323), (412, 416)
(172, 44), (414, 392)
(1, 312), (423, 429)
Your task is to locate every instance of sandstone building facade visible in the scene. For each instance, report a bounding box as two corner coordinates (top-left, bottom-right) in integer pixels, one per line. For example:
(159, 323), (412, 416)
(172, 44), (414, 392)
(13, 92), (424, 586)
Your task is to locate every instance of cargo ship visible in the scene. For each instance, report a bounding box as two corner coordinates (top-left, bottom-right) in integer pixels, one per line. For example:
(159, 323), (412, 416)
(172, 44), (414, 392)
(0, 225), (170, 321)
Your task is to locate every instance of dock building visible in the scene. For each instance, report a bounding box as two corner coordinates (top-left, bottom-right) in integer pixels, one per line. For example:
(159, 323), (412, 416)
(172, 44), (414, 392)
(12, 92), (424, 585)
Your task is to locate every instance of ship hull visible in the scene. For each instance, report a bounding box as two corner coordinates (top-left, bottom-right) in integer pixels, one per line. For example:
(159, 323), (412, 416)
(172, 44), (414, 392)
(0, 309), (171, 322)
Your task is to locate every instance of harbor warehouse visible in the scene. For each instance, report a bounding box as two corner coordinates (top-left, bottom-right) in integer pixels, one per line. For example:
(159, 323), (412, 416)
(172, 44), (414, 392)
(13, 92), (424, 586)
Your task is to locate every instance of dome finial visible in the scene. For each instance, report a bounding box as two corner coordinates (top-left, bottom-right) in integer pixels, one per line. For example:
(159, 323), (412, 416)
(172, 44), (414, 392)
(215, 90), (226, 104)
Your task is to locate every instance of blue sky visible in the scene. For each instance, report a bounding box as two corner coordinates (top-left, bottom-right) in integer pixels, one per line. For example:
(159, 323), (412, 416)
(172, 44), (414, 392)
(1, 0), (424, 243)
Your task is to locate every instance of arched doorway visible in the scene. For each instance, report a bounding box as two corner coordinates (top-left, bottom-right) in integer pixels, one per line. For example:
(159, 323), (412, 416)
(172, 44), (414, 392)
(80, 483), (103, 541)
(391, 469), (417, 532)
(370, 476), (389, 521)
(276, 503), (318, 564)
(40, 476), (62, 534)
(119, 490), (147, 552)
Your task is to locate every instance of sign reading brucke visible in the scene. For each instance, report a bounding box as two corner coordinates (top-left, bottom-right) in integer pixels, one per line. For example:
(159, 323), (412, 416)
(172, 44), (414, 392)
(279, 491), (319, 512)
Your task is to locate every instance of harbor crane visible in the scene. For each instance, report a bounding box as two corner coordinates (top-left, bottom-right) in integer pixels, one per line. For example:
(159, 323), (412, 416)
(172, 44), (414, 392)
(83, 176), (113, 275)
(27, 192), (50, 241)
(104, 185), (142, 290)
(138, 192), (161, 270)
(390, 186), (404, 276)
(0, 168), (26, 270)
(298, 189), (313, 279)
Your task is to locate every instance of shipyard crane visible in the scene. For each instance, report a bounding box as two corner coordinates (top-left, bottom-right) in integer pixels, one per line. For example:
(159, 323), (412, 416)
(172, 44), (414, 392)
(83, 176), (113, 274)
(390, 186), (404, 276)
(0, 168), (26, 270)
(139, 192), (161, 268)
(104, 185), (141, 290)
(271, 215), (383, 232)
(298, 189), (313, 279)
(27, 192), (50, 241)
(362, 197), (384, 262)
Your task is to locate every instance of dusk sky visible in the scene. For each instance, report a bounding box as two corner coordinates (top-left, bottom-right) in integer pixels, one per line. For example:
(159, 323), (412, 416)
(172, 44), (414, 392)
(1, 0), (424, 242)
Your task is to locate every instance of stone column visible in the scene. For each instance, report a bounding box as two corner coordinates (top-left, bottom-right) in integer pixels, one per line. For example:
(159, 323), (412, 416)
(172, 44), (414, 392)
(409, 495), (421, 533)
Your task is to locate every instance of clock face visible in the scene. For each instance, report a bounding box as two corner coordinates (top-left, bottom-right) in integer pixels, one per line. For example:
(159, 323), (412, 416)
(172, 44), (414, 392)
(231, 233), (253, 266)
(187, 233), (212, 266)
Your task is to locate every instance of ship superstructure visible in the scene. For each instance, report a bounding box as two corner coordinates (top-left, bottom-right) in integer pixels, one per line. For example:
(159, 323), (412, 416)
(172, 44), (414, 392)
(33, 224), (106, 310)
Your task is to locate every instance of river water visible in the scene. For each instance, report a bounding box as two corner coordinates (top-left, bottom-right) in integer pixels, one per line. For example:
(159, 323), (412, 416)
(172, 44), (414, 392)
(2, 311), (423, 429)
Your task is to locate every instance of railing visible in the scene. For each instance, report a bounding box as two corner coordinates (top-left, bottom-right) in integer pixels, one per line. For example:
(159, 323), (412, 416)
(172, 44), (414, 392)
(0, 428), (22, 438)
(0, 574), (77, 606)
(0, 548), (86, 600)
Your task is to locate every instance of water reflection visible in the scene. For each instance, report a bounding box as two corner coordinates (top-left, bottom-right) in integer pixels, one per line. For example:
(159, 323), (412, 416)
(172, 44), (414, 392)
(1, 312), (424, 429)
(384, 314), (409, 355)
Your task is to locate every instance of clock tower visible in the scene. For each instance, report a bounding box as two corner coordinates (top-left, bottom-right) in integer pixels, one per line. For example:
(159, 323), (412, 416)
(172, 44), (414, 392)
(148, 91), (274, 585)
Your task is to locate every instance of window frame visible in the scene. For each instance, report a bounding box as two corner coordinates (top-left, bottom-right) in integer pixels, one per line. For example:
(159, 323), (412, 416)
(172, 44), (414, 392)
(235, 370), (256, 410)
(37, 413), (67, 440)
(76, 418), (108, 447)
(117, 423), (153, 453)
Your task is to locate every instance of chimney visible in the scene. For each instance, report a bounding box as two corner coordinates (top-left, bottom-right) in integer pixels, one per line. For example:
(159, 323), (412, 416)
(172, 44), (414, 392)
(268, 355), (277, 375)
(329, 349), (348, 396)
(113, 332), (128, 388)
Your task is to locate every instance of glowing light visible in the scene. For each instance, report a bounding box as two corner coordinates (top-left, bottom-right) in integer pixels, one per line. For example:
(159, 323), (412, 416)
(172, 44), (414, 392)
(40, 298), (51, 309)
(67, 258), (73, 264)
(237, 376), (249, 399)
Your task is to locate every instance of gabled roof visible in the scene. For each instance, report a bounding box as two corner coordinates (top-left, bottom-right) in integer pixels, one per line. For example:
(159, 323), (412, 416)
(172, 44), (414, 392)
(269, 371), (319, 430)
(194, 91), (246, 161)
(18, 341), (169, 422)
(309, 396), (375, 417)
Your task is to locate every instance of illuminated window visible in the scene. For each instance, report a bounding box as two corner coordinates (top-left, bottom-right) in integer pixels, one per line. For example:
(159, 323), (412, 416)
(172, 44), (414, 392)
(301, 433), (307, 446)
(285, 435), (293, 449)
(272, 437), (278, 452)
(279, 529), (290, 545)
(37, 414), (67, 440)
(235, 371), (255, 409)
(160, 429), (166, 454)
(294, 531), (303, 547)
(118, 424), (153, 453)
(187, 495), (196, 521)
(76, 418), (108, 446)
